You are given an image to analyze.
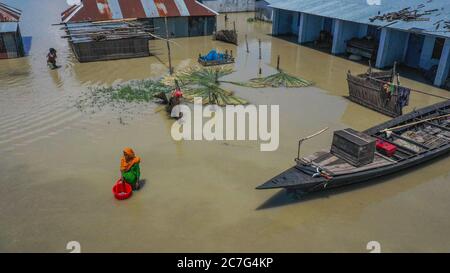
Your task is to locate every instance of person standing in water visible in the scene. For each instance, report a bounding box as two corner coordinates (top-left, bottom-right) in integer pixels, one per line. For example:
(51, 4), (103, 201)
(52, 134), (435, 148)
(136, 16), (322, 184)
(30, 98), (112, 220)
(47, 48), (58, 69)
(120, 148), (141, 190)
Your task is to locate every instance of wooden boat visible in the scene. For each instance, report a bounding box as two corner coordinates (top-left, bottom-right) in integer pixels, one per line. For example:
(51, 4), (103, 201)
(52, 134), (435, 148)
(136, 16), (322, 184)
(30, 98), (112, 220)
(347, 66), (410, 117)
(198, 57), (234, 66)
(256, 100), (450, 195)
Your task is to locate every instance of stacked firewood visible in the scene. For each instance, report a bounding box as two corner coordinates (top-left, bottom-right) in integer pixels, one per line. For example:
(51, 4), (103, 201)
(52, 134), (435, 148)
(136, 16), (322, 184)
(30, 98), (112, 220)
(369, 7), (436, 22)
(213, 30), (238, 45)
(434, 20), (450, 31)
(61, 21), (155, 42)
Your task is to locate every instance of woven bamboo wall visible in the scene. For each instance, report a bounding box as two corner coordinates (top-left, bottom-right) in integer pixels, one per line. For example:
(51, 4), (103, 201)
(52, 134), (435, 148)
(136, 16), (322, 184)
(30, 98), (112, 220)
(347, 73), (402, 117)
(72, 37), (150, 63)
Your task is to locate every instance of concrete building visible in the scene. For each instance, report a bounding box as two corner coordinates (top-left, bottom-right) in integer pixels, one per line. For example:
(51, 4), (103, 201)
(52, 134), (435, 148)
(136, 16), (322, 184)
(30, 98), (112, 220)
(61, 0), (218, 38)
(270, 0), (450, 88)
(255, 0), (282, 22)
(199, 0), (255, 13)
(0, 2), (24, 59)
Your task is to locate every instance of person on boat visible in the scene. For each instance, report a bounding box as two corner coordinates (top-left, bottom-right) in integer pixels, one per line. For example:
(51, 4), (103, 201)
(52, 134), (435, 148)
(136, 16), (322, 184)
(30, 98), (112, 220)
(47, 48), (58, 69)
(120, 147), (141, 190)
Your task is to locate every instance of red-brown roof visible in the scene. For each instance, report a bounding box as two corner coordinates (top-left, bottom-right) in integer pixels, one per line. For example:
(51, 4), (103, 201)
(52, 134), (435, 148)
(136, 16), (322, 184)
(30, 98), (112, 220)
(0, 2), (21, 22)
(61, 0), (218, 23)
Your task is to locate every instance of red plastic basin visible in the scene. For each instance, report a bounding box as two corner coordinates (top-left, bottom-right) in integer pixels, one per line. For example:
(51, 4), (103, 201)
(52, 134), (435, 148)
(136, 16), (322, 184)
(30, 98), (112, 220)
(112, 179), (132, 200)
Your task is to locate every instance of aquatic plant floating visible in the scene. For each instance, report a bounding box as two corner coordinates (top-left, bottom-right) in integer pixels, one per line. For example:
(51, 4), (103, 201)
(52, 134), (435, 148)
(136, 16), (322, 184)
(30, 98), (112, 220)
(162, 65), (248, 106)
(75, 79), (172, 112)
(244, 71), (313, 88)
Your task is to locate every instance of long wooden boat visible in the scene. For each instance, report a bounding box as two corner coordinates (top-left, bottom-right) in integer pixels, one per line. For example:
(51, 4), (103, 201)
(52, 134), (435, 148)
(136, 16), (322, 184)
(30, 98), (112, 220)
(256, 100), (450, 194)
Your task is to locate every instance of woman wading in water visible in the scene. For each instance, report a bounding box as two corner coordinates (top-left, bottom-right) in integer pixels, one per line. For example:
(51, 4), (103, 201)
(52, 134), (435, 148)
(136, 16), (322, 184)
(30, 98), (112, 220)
(120, 148), (141, 190)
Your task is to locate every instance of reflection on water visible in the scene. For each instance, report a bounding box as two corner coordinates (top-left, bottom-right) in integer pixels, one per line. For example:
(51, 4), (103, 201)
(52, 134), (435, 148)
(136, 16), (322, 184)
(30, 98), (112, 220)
(0, 1), (449, 252)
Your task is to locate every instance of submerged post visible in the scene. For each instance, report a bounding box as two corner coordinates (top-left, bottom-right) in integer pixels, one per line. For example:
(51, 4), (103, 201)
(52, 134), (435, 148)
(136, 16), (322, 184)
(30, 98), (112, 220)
(259, 39), (262, 60)
(392, 61), (397, 83)
(277, 55), (280, 70)
(165, 16), (173, 75)
(245, 34), (249, 53)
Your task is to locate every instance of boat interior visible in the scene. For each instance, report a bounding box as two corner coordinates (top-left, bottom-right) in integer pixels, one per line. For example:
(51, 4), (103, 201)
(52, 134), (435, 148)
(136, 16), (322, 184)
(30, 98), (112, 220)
(300, 110), (450, 176)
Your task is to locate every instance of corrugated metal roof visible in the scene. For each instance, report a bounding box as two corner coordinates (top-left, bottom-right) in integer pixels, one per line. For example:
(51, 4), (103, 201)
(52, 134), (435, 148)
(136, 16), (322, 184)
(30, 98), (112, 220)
(0, 21), (18, 33)
(0, 2), (21, 22)
(270, 0), (450, 38)
(61, 0), (218, 23)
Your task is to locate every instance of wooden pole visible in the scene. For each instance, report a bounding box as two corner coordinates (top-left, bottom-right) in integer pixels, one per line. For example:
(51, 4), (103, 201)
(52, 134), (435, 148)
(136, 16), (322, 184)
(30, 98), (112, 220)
(296, 127), (329, 161)
(225, 13), (228, 28)
(165, 16), (173, 75)
(381, 114), (450, 133)
(277, 55), (280, 70)
(258, 39), (262, 60)
(392, 61), (397, 83)
(245, 34), (249, 53)
(233, 21), (236, 32)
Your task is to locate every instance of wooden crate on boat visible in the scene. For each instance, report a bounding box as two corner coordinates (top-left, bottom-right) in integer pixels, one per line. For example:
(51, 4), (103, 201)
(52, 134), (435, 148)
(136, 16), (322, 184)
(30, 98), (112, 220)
(331, 128), (376, 167)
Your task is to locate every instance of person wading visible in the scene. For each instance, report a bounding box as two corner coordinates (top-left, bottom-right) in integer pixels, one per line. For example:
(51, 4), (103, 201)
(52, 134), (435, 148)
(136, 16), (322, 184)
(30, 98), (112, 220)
(120, 148), (141, 190)
(47, 48), (58, 69)
(167, 80), (184, 119)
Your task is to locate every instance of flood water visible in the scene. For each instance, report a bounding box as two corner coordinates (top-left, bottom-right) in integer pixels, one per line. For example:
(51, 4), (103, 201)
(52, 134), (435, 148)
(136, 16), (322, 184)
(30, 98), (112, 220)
(1, 0), (449, 252)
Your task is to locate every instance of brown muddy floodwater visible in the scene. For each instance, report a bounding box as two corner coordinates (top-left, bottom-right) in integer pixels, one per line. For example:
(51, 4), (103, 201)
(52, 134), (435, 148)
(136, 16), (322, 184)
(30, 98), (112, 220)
(1, 1), (449, 252)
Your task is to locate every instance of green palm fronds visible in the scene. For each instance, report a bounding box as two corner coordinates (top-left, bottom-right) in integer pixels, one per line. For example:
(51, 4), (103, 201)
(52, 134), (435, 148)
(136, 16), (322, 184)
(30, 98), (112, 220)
(228, 71), (313, 88)
(161, 65), (248, 106)
(161, 65), (234, 86)
(183, 86), (248, 106)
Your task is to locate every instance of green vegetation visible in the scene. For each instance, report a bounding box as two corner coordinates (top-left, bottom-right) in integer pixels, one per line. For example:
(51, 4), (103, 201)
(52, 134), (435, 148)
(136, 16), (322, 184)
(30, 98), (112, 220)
(76, 65), (312, 114)
(162, 65), (248, 106)
(230, 71), (313, 88)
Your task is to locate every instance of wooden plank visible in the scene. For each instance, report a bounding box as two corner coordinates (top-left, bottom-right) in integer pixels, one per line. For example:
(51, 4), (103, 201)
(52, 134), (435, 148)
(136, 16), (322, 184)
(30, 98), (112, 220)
(323, 154), (394, 175)
(375, 135), (419, 155)
(390, 132), (431, 150)
(424, 121), (450, 132)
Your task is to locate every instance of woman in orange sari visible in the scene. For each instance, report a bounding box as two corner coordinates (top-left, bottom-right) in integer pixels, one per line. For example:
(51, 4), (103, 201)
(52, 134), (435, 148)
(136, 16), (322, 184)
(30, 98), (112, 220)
(120, 148), (141, 190)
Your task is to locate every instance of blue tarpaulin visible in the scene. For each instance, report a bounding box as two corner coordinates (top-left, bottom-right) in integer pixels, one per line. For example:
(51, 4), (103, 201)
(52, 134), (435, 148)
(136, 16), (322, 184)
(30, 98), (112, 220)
(202, 49), (225, 61)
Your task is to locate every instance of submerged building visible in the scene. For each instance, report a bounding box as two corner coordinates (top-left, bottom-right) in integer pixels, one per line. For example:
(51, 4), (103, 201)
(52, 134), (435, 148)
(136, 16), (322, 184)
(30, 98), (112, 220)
(270, 0), (450, 88)
(0, 2), (24, 59)
(61, 0), (218, 38)
(61, 0), (218, 62)
(255, 0), (281, 22)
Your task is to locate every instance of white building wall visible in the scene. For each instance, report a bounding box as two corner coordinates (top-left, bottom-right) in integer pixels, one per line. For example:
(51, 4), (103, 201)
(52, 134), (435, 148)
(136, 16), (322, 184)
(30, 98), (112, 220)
(200, 0), (255, 13)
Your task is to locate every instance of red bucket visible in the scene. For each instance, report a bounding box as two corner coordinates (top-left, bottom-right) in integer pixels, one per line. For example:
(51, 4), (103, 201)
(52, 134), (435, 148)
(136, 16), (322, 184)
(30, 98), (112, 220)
(112, 179), (132, 200)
